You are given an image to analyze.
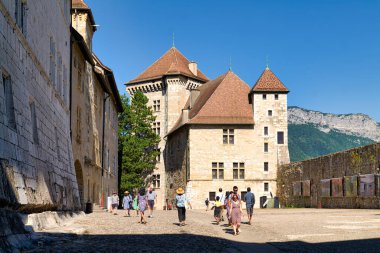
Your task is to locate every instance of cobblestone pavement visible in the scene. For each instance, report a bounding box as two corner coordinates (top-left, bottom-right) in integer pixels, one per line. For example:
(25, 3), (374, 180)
(22, 208), (380, 253)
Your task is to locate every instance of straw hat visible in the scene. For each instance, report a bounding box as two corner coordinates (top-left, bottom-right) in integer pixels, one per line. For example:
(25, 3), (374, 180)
(176, 187), (185, 194)
(124, 191), (129, 194)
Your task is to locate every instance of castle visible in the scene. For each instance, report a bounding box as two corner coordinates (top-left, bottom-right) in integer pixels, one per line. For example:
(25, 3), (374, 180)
(126, 47), (290, 209)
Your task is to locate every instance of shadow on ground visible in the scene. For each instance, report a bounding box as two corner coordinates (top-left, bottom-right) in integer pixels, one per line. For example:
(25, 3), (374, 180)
(21, 232), (380, 253)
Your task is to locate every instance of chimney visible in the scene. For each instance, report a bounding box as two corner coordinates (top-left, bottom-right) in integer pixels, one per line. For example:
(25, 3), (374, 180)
(189, 89), (200, 109)
(189, 61), (197, 76)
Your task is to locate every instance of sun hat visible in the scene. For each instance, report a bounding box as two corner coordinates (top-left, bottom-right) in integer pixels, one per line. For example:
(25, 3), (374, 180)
(124, 191), (129, 194)
(176, 187), (185, 194)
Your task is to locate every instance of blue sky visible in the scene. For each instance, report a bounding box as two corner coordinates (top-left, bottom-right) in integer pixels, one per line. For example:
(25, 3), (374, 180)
(87, 0), (380, 121)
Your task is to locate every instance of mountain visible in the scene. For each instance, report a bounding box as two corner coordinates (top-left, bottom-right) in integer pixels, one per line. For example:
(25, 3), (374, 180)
(288, 107), (379, 162)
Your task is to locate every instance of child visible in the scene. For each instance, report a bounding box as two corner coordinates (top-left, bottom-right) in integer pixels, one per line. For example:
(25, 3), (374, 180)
(132, 192), (139, 216)
(211, 196), (223, 225)
(205, 198), (210, 211)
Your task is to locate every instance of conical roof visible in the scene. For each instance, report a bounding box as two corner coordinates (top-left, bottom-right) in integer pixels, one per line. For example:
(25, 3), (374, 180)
(127, 47), (208, 84)
(251, 67), (288, 92)
(72, 0), (89, 9)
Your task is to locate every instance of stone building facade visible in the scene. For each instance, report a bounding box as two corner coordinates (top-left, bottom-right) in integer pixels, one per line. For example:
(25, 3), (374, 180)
(126, 47), (208, 209)
(71, 0), (122, 209)
(0, 0), (80, 210)
(166, 70), (290, 209)
(126, 47), (290, 209)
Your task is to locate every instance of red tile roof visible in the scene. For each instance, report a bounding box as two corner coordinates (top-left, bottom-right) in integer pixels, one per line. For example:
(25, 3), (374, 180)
(251, 67), (289, 92)
(127, 47), (208, 84)
(168, 71), (254, 135)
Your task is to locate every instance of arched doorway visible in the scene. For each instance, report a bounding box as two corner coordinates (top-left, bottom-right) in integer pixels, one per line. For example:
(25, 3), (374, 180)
(74, 160), (84, 209)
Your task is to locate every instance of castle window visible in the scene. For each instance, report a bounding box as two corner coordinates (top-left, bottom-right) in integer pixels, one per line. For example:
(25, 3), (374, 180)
(76, 106), (81, 143)
(263, 94), (267, 100)
(153, 122), (160, 136)
(212, 162), (224, 180)
(155, 147), (161, 163)
(233, 162), (245, 180)
(264, 162), (269, 172)
(2, 74), (16, 130)
(264, 126), (268, 136)
(15, 0), (27, 34)
(277, 131), (284, 144)
(275, 94), (279, 100)
(153, 100), (160, 112)
(223, 129), (234, 144)
(264, 183), (269, 192)
(264, 143), (269, 153)
(268, 110), (272, 116)
(29, 101), (38, 144)
(49, 37), (56, 87)
(152, 174), (160, 188)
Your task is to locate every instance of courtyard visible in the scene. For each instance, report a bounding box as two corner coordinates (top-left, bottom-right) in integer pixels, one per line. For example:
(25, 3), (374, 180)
(23, 208), (380, 253)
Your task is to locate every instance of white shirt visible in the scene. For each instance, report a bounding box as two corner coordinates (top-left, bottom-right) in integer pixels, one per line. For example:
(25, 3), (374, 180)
(216, 192), (225, 203)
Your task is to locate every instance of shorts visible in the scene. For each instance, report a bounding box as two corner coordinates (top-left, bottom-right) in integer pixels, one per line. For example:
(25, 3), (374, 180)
(246, 205), (253, 216)
(112, 204), (118, 209)
(148, 200), (155, 209)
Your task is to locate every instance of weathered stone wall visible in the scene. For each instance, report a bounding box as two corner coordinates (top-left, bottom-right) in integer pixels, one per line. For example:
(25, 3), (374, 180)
(0, 0), (80, 211)
(165, 126), (189, 205)
(277, 143), (380, 208)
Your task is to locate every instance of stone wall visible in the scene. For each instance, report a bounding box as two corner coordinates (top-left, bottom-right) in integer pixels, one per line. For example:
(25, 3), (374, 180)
(0, 0), (80, 211)
(277, 143), (380, 208)
(166, 124), (280, 209)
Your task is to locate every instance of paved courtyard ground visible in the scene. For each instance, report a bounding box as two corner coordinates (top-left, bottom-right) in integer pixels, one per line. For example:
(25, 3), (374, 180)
(23, 208), (380, 253)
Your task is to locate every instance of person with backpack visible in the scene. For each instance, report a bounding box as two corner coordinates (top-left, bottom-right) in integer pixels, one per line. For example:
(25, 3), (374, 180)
(175, 187), (192, 226)
(211, 196), (223, 225)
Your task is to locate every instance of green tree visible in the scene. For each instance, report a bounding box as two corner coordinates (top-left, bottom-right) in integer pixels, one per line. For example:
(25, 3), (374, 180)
(118, 91), (160, 194)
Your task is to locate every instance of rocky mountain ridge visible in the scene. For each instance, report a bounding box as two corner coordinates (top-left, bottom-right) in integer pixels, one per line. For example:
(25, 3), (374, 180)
(288, 106), (380, 142)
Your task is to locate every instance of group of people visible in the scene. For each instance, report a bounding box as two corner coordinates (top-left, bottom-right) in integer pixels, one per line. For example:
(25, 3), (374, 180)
(110, 187), (157, 225)
(208, 186), (255, 236)
(109, 185), (255, 236)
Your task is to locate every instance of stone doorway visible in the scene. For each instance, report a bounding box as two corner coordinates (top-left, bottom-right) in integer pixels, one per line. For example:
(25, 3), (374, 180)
(74, 160), (84, 209)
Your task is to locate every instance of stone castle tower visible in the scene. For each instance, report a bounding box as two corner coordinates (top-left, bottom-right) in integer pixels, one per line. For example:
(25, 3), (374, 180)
(126, 47), (208, 208)
(250, 66), (290, 167)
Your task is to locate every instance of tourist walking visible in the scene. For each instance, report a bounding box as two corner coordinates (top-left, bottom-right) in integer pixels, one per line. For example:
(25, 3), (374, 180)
(211, 196), (223, 224)
(175, 187), (192, 226)
(122, 191), (132, 217)
(216, 188), (225, 221)
(138, 188), (148, 224)
(244, 187), (255, 225)
(111, 192), (119, 215)
(205, 198), (210, 211)
(147, 187), (157, 218)
(229, 193), (242, 236)
(132, 191), (139, 216)
(224, 191), (231, 226)
(229, 186), (240, 201)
